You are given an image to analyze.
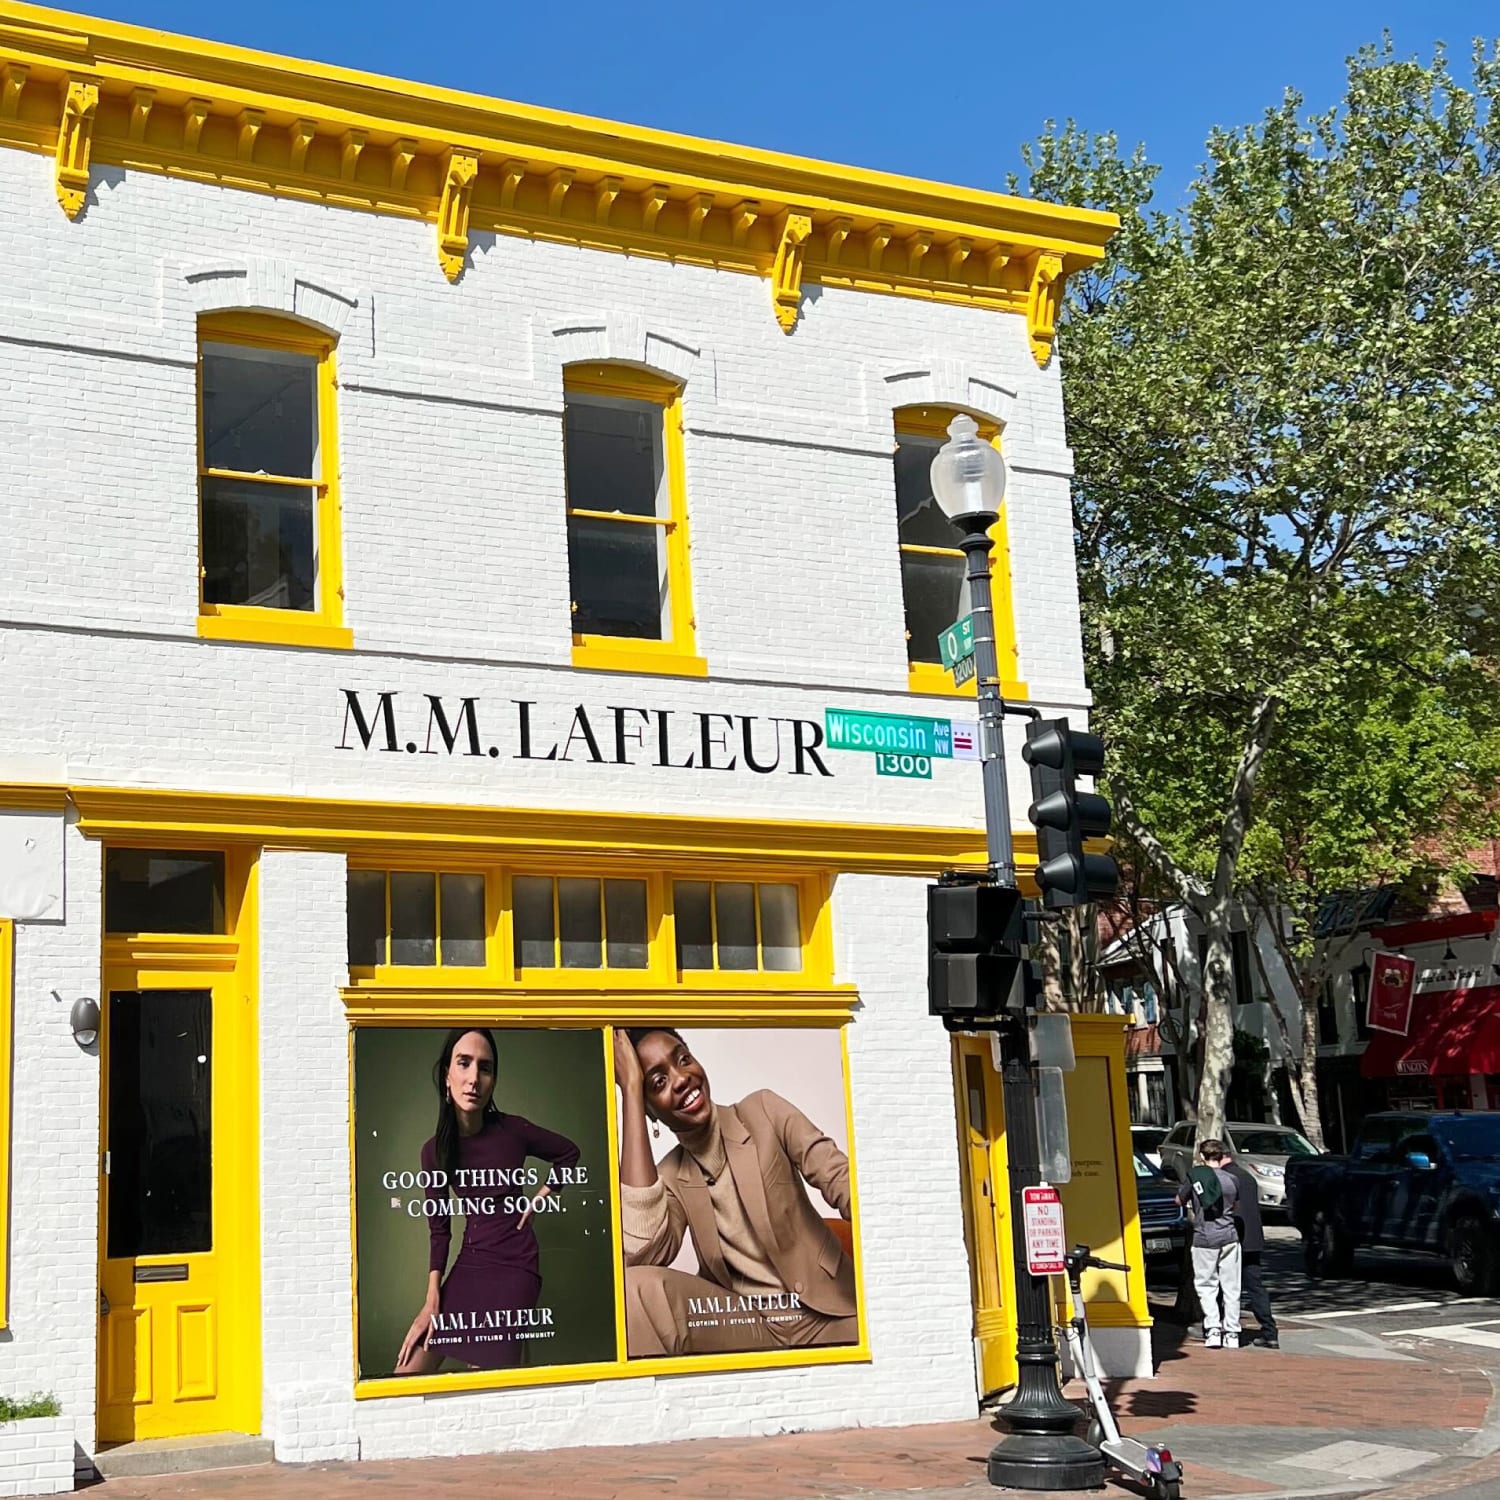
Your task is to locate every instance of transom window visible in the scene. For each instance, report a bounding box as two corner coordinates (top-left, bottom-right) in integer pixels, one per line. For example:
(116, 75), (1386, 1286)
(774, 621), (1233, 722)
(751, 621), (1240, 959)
(105, 849), (226, 935)
(512, 876), (649, 971)
(196, 313), (350, 650)
(563, 364), (704, 677)
(674, 881), (802, 973)
(347, 870), (487, 969)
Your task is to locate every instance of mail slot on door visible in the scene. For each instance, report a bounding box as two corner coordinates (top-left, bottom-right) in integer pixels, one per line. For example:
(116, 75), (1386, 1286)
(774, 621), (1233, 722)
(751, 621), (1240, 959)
(133, 1263), (189, 1283)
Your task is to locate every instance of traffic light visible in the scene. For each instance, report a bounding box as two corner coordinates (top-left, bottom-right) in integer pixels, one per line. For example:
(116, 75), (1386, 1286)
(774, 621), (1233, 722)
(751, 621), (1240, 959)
(928, 876), (1025, 1024)
(1022, 717), (1120, 910)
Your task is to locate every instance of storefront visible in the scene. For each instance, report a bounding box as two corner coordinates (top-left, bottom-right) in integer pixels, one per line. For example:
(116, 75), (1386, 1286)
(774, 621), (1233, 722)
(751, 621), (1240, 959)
(0, 4), (1142, 1478)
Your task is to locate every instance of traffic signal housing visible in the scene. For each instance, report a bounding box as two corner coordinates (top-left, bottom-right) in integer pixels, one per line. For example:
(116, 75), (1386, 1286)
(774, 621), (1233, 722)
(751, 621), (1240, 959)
(928, 876), (1025, 1024)
(1022, 717), (1121, 910)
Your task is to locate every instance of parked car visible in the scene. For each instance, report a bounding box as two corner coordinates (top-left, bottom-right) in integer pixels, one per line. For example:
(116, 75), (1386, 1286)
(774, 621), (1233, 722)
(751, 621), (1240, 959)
(1131, 1124), (1168, 1170)
(1133, 1151), (1186, 1264)
(1286, 1111), (1500, 1294)
(1158, 1120), (1319, 1210)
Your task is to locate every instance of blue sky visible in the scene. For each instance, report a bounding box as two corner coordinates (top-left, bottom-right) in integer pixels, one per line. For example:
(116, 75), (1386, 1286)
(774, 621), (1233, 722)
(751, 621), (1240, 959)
(82, 1), (1497, 208)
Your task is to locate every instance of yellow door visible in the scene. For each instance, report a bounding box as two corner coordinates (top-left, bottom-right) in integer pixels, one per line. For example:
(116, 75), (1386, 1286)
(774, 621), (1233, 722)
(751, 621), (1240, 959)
(98, 960), (259, 1442)
(953, 1035), (1017, 1394)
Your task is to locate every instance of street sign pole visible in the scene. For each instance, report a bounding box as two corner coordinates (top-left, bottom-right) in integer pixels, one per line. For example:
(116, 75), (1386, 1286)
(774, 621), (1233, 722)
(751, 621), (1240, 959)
(948, 512), (1098, 1493)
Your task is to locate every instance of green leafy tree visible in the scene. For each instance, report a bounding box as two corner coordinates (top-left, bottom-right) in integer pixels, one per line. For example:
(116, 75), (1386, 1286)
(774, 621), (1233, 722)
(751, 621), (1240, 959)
(1016, 40), (1500, 1139)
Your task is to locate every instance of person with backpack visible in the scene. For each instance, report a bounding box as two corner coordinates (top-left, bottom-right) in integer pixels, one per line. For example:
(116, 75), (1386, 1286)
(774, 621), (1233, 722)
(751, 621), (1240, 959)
(1176, 1139), (1242, 1349)
(1224, 1153), (1278, 1349)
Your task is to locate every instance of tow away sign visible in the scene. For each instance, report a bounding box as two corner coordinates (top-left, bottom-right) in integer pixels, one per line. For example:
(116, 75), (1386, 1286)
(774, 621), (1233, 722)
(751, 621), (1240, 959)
(1022, 1185), (1066, 1275)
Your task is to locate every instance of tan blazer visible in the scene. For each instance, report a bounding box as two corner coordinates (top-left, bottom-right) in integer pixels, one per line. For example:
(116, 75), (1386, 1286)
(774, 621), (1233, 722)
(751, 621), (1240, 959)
(653, 1090), (857, 1319)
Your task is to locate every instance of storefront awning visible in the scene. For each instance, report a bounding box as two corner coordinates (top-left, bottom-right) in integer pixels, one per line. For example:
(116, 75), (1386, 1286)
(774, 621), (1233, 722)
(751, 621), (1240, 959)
(1362, 984), (1500, 1078)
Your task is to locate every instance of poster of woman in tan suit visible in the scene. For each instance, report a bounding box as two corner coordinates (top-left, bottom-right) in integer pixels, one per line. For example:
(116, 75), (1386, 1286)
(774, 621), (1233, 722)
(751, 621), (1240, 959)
(614, 1025), (860, 1358)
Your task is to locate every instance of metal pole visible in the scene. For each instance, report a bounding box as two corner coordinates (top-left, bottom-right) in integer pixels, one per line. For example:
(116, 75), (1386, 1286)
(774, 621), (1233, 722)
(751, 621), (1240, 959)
(953, 520), (1102, 1492)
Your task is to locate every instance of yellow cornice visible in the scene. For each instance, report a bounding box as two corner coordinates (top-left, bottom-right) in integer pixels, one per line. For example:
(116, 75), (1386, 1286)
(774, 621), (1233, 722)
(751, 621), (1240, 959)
(60, 784), (1018, 875)
(0, 781), (68, 812)
(0, 4), (1116, 360)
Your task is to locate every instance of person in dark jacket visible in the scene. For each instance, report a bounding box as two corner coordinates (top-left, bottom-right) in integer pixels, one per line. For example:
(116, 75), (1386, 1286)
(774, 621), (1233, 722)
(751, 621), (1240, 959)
(1226, 1156), (1278, 1349)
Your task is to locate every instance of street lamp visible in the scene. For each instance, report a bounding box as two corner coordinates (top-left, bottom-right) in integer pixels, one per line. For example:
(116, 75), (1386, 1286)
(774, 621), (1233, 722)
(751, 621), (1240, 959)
(931, 415), (1102, 1491)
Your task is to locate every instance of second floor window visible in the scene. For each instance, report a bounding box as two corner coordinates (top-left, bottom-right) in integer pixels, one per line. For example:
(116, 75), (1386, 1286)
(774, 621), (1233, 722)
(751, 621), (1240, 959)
(894, 426), (965, 668)
(563, 364), (701, 674)
(197, 314), (350, 649)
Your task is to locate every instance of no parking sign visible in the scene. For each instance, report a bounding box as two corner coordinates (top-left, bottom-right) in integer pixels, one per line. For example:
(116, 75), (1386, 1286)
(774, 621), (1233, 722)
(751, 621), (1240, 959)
(1023, 1184), (1066, 1275)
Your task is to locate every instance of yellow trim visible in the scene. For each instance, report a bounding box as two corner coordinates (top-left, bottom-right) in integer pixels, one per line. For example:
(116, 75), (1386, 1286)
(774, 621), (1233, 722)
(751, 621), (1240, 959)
(97, 848), (262, 1442)
(894, 407), (1027, 700)
(340, 988), (857, 1022)
(0, 5), (1114, 356)
(0, 782), (68, 811)
(349, 1014), (868, 1399)
(197, 311), (351, 650)
(563, 364), (701, 671)
(0, 920), (11, 1329)
(67, 784), (1006, 874)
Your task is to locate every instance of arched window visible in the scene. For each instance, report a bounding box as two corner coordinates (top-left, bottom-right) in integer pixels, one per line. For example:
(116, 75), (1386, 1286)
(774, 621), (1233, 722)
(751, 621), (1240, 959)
(196, 312), (350, 649)
(892, 404), (1023, 698)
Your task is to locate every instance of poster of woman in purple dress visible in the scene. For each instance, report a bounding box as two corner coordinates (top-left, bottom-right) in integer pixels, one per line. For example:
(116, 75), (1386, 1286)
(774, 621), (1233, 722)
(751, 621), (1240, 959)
(354, 1026), (616, 1382)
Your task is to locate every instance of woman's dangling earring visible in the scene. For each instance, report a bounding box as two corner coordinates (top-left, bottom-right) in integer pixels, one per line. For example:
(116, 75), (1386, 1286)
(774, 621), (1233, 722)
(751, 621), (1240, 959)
(651, 1120), (660, 1140)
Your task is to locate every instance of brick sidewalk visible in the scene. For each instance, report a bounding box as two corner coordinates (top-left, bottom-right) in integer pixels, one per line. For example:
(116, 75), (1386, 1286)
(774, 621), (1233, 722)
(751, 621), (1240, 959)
(94, 1337), (1493, 1500)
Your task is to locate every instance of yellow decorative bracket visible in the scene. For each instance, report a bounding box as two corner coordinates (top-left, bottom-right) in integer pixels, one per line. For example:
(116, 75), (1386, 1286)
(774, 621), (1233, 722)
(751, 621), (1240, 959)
(2, 63), (29, 120)
(54, 78), (99, 218)
(437, 149), (479, 282)
(1025, 251), (1065, 366)
(770, 212), (812, 333)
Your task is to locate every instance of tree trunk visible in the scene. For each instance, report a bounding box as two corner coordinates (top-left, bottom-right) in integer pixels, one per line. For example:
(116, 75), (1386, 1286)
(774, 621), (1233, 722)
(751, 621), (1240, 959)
(1296, 980), (1326, 1150)
(1194, 904), (1237, 1140)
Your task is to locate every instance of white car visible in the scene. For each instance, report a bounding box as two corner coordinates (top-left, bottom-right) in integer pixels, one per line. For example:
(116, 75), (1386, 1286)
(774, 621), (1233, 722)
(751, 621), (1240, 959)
(1157, 1120), (1320, 1210)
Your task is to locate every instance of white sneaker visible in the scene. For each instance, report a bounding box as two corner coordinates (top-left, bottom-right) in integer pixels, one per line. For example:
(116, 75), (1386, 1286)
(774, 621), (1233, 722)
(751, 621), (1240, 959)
(1205, 1336), (1222, 1349)
(1223, 1334), (1239, 1348)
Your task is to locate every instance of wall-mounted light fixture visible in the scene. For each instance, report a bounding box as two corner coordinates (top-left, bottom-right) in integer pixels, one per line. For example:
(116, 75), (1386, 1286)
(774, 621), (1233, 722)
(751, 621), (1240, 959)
(69, 996), (100, 1047)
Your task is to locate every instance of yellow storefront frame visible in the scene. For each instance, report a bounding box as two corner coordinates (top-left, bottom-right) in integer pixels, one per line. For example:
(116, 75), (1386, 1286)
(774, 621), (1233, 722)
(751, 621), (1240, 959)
(96, 849), (262, 1443)
(348, 1007), (868, 1400)
(0, 919), (12, 1330)
(951, 1014), (1149, 1398)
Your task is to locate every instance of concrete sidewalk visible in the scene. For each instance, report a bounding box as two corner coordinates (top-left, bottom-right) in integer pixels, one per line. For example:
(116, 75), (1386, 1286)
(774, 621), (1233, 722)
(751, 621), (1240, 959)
(92, 1323), (1498, 1500)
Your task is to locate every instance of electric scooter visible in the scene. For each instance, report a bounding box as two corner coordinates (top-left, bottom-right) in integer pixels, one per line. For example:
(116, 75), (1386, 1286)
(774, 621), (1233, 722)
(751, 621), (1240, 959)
(1061, 1243), (1184, 1500)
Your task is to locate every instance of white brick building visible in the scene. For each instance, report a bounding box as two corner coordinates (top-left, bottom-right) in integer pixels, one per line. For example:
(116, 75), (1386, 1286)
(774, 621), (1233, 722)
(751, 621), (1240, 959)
(0, 4), (1142, 1483)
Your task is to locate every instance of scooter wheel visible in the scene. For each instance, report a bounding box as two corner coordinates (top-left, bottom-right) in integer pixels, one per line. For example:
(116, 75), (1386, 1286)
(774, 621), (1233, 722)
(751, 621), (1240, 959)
(1083, 1416), (1103, 1449)
(1153, 1480), (1181, 1500)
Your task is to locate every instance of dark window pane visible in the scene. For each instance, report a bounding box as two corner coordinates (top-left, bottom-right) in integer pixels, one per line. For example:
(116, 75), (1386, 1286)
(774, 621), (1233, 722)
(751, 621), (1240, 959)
(566, 515), (665, 639)
(895, 438), (960, 548)
(202, 478), (316, 611)
(105, 850), (225, 935)
(389, 872), (436, 965)
(513, 877), (555, 968)
(107, 989), (212, 1258)
(559, 877), (603, 968)
(715, 882), (758, 971)
(347, 871), (385, 967)
(759, 884), (802, 972)
(440, 874), (486, 966)
(605, 880), (649, 968)
(201, 344), (318, 479)
(674, 881), (712, 970)
(563, 396), (661, 519)
(900, 550), (966, 665)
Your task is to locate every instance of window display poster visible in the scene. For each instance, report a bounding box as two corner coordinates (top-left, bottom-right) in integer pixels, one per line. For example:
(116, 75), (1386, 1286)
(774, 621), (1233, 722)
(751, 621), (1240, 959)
(353, 1026), (616, 1379)
(612, 1025), (859, 1359)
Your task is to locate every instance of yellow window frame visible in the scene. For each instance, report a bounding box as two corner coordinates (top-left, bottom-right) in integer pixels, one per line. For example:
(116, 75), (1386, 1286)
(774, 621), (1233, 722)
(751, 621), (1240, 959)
(346, 856), (500, 989)
(343, 861), (837, 1001)
(894, 405), (1026, 700)
(196, 312), (352, 651)
(564, 364), (706, 679)
(0, 919), (10, 1328)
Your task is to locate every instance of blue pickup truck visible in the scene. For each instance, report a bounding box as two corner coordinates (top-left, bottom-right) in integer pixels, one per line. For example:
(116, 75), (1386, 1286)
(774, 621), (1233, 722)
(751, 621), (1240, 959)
(1285, 1111), (1500, 1293)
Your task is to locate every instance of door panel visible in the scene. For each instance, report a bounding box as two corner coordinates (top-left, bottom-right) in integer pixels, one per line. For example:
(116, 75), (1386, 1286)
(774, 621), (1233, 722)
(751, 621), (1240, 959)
(954, 1038), (1016, 1395)
(99, 980), (249, 1442)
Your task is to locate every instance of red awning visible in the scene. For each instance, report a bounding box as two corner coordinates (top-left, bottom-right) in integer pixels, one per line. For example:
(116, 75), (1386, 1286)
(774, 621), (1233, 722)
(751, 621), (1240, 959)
(1362, 983), (1500, 1078)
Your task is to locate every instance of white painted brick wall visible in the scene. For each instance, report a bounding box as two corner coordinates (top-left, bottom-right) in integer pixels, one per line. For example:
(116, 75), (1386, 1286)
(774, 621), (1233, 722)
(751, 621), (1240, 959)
(0, 133), (1094, 1464)
(0, 1416), (75, 1497)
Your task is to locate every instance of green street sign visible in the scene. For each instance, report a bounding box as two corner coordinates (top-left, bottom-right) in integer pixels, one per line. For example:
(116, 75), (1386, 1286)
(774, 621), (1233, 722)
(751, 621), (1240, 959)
(825, 708), (953, 758)
(938, 615), (975, 669)
(875, 752), (933, 779)
(951, 655), (976, 687)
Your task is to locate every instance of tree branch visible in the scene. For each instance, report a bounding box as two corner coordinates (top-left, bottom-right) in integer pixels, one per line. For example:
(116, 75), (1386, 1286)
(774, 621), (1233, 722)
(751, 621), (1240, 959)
(1212, 692), (1282, 900)
(1112, 785), (1211, 904)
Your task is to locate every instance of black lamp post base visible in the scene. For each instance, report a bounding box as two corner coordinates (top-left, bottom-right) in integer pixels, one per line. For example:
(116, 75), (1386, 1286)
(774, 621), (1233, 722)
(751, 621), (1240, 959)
(987, 1430), (1104, 1490)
